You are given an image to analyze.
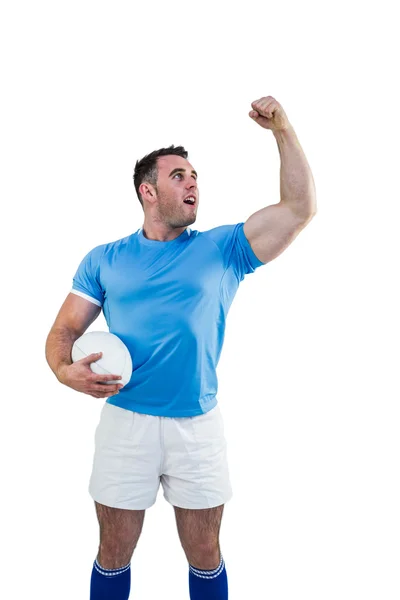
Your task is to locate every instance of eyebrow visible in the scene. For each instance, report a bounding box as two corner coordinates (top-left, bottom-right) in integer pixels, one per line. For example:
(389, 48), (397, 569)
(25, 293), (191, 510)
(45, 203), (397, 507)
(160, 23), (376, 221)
(169, 167), (198, 179)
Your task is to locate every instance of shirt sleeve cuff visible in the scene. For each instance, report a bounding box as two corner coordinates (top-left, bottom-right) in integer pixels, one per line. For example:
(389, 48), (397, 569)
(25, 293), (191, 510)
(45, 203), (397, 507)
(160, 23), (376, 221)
(70, 289), (102, 307)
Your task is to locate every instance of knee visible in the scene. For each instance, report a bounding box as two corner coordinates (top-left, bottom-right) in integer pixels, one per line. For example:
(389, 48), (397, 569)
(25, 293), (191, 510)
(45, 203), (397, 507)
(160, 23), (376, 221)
(183, 540), (221, 570)
(97, 540), (136, 570)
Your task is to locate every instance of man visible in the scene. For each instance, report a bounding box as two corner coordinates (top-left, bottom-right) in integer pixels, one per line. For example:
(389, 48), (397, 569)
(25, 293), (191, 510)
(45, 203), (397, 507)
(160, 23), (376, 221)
(45, 96), (316, 599)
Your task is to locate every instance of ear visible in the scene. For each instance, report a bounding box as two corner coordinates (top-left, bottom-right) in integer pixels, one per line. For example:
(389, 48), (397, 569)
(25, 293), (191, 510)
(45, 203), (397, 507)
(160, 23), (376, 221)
(139, 182), (157, 203)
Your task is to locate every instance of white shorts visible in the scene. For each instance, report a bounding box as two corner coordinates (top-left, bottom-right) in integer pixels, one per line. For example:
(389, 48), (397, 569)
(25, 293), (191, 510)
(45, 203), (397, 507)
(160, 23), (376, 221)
(88, 403), (233, 510)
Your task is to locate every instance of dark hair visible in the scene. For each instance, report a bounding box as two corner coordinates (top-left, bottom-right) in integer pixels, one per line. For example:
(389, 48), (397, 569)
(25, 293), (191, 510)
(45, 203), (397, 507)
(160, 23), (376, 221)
(133, 145), (188, 209)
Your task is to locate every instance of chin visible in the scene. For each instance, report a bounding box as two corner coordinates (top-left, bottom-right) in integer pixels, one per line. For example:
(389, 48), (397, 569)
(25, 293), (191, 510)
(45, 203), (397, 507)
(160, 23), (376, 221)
(181, 215), (196, 226)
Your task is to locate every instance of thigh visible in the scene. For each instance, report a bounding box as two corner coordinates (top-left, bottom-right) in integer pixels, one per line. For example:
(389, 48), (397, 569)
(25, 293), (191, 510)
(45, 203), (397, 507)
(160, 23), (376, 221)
(162, 405), (233, 509)
(95, 501), (146, 549)
(174, 504), (224, 548)
(89, 403), (161, 509)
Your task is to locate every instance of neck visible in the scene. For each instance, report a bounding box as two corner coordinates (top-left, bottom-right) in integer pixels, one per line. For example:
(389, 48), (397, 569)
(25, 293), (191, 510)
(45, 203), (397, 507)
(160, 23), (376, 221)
(141, 222), (187, 242)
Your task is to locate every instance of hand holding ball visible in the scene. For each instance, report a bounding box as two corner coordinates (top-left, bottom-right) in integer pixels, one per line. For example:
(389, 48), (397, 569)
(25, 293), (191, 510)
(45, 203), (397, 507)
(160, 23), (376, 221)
(72, 331), (133, 386)
(57, 331), (133, 399)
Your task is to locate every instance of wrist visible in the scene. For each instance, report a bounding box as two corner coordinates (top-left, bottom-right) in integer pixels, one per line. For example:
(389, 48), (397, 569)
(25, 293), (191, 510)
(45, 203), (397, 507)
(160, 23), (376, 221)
(56, 362), (71, 384)
(273, 124), (296, 143)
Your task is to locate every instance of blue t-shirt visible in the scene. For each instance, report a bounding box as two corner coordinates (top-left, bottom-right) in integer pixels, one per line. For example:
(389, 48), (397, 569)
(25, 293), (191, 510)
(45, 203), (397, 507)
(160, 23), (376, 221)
(71, 223), (265, 417)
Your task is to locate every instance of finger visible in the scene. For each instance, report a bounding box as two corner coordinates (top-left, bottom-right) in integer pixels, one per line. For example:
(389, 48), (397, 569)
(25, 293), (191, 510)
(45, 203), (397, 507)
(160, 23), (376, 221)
(252, 98), (275, 118)
(82, 352), (103, 364)
(251, 101), (268, 117)
(265, 102), (277, 117)
(89, 392), (113, 398)
(258, 100), (273, 116)
(90, 373), (122, 382)
(91, 387), (122, 398)
(253, 95), (275, 108)
(251, 99), (263, 111)
(93, 383), (123, 393)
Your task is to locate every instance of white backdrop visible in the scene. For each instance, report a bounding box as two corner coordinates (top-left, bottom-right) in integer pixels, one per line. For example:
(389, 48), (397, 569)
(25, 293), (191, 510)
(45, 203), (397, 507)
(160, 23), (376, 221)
(1, 1), (399, 598)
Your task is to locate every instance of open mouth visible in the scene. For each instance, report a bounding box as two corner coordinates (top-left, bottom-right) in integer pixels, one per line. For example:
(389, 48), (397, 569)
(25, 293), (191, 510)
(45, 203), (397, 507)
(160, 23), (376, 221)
(183, 196), (196, 205)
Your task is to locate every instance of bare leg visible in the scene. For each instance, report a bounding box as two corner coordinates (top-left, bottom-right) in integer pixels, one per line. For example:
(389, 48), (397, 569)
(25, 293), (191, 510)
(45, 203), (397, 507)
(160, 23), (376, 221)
(95, 501), (146, 569)
(174, 504), (224, 569)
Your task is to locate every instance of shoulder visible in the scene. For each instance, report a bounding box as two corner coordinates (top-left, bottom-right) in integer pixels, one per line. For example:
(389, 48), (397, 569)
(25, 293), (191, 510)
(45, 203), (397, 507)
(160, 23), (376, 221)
(89, 232), (135, 258)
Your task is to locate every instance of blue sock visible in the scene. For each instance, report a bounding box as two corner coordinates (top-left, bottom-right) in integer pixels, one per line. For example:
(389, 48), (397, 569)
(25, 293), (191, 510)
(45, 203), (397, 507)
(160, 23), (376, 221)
(90, 558), (131, 600)
(189, 553), (228, 600)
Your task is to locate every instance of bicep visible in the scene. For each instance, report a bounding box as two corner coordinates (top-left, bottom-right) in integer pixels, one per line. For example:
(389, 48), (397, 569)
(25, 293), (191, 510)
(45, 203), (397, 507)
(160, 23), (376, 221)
(52, 293), (101, 335)
(243, 202), (313, 264)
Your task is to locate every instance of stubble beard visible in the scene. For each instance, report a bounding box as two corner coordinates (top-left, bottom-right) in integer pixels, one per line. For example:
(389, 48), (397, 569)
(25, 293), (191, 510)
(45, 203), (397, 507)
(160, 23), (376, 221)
(157, 193), (196, 229)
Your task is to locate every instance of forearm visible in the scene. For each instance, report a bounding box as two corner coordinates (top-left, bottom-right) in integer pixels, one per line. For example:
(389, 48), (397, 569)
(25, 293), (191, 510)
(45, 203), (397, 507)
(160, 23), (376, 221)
(45, 326), (78, 382)
(273, 125), (317, 218)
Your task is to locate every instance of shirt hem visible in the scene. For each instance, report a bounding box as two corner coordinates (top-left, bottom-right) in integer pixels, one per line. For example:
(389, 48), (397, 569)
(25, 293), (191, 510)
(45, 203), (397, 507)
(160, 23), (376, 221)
(106, 397), (218, 417)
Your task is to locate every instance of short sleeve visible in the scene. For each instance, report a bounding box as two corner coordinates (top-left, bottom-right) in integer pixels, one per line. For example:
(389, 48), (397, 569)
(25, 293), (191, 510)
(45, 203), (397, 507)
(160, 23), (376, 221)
(71, 244), (106, 306)
(203, 222), (266, 281)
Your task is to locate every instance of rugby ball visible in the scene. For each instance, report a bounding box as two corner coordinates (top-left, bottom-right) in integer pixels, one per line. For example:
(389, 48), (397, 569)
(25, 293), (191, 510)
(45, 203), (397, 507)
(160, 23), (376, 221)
(72, 331), (133, 387)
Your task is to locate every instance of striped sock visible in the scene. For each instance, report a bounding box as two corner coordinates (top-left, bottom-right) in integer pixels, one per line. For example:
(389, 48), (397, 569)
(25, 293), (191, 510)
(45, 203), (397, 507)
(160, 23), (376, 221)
(189, 553), (228, 600)
(90, 558), (131, 600)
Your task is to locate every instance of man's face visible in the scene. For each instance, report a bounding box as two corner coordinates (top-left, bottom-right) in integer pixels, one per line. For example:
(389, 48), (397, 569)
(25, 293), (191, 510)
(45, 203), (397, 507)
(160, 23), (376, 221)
(150, 155), (199, 227)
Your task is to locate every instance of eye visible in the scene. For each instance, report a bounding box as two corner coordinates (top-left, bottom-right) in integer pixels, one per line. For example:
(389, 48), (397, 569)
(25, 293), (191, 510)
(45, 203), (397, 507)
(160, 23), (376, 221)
(173, 173), (197, 181)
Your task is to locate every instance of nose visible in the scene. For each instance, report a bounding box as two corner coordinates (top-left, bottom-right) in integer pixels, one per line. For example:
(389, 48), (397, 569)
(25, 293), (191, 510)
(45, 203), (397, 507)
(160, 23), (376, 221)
(186, 181), (197, 193)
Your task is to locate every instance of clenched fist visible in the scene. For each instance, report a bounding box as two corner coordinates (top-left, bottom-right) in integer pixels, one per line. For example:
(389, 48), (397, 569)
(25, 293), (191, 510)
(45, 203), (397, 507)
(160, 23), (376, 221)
(249, 96), (291, 132)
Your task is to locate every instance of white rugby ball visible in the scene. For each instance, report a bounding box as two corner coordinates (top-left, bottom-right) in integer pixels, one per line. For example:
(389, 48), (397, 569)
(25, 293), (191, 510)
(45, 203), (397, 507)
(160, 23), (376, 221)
(72, 331), (133, 386)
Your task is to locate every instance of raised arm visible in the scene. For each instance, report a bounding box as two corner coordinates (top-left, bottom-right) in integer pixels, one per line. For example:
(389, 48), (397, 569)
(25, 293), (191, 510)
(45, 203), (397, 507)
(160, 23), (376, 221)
(245, 96), (316, 264)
